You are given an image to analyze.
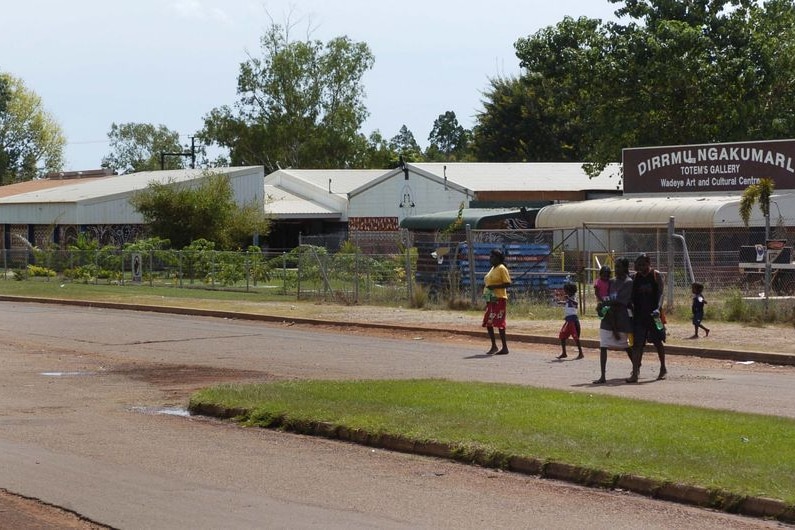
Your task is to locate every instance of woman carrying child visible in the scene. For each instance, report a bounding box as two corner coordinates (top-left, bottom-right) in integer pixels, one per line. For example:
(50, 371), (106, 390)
(593, 257), (634, 384)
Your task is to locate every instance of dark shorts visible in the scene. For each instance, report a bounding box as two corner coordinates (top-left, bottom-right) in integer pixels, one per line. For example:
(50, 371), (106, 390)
(692, 310), (704, 326)
(633, 320), (666, 345)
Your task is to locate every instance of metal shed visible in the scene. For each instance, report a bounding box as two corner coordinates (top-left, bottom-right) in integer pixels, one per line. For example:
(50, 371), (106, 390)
(400, 208), (539, 231)
(535, 192), (795, 229)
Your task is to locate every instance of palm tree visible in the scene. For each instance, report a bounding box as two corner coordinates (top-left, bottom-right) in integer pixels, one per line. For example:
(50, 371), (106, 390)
(739, 178), (774, 230)
(739, 178), (775, 306)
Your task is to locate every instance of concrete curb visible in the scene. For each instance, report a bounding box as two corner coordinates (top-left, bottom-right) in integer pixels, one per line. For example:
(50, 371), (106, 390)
(2, 294), (793, 365)
(188, 402), (795, 524)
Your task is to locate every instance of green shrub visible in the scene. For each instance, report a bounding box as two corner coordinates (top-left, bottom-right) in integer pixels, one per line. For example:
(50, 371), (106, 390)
(410, 282), (429, 308)
(26, 265), (56, 278)
(721, 289), (749, 322)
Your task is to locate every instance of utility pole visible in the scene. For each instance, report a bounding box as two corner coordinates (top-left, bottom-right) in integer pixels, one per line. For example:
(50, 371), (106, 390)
(160, 136), (196, 170)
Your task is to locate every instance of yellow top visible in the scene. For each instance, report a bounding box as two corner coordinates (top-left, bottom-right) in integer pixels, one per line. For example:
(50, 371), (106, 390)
(484, 264), (511, 299)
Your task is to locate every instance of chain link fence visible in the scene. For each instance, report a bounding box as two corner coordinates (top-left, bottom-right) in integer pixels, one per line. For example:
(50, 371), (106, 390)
(2, 223), (793, 309)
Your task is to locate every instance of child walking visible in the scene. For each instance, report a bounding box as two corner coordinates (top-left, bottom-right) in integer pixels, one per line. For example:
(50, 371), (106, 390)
(557, 282), (584, 359)
(690, 282), (710, 339)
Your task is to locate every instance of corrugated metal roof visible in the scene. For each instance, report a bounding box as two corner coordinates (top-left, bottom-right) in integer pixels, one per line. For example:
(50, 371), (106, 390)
(0, 167), (261, 204)
(409, 162), (624, 192)
(535, 192), (795, 229)
(265, 185), (341, 218)
(0, 176), (108, 198)
(270, 169), (386, 194)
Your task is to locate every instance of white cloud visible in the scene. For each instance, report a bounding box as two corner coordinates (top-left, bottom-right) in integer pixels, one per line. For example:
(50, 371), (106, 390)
(171, 0), (231, 24)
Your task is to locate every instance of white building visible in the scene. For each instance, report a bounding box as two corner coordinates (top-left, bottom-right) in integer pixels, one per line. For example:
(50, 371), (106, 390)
(0, 166), (264, 249)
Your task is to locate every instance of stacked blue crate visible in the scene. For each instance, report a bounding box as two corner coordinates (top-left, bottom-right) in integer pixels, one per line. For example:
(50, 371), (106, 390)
(457, 243), (552, 291)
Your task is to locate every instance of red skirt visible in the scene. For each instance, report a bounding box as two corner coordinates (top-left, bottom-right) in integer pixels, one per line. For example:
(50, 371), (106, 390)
(482, 299), (507, 329)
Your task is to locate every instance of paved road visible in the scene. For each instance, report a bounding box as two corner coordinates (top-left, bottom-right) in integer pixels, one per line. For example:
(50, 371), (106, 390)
(0, 301), (788, 529)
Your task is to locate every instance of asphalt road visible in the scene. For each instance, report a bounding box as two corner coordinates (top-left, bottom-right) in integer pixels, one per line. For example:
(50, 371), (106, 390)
(0, 300), (789, 529)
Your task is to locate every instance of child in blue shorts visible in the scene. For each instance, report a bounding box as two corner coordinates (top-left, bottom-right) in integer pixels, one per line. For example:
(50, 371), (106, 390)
(689, 282), (710, 339)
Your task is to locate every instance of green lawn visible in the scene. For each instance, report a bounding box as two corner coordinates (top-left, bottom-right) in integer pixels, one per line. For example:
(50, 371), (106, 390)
(190, 379), (795, 505)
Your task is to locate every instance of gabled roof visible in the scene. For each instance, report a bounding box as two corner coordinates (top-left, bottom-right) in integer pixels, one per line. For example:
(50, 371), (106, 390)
(0, 167), (262, 204)
(349, 162), (623, 197)
(414, 162), (623, 191)
(267, 169), (386, 195)
(0, 175), (108, 198)
(265, 185), (341, 219)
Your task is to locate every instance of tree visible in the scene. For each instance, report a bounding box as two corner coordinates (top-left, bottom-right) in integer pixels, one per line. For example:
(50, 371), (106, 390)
(475, 1), (795, 169)
(0, 72), (65, 184)
(739, 177), (775, 304)
(347, 130), (398, 168)
(739, 177), (774, 231)
(130, 172), (270, 250)
(102, 122), (191, 174)
(389, 125), (423, 162)
(426, 111), (471, 161)
(199, 21), (374, 173)
(472, 75), (585, 162)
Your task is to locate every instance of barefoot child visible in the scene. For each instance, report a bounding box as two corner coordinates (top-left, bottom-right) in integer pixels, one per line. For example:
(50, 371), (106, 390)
(690, 282), (710, 338)
(557, 282), (584, 359)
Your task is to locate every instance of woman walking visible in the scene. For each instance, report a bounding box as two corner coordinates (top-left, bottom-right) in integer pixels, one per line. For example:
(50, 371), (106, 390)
(483, 248), (512, 355)
(593, 257), (634, 384)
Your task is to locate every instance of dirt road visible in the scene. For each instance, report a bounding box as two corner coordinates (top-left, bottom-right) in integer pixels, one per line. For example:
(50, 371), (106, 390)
(0, 300), (791, 529)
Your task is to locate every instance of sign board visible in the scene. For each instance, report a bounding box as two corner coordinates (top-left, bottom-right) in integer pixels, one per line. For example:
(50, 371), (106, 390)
(622, 139), (795, 194)
(739, 244), (794, 272)
(767, 239), (788, 264)
(131, 253), (142, 283)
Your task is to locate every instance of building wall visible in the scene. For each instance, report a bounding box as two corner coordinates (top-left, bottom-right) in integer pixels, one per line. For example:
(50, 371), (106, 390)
(0, 167), (265, 249)
(349, 173), (470, 223)
(349, 217), (398, 231)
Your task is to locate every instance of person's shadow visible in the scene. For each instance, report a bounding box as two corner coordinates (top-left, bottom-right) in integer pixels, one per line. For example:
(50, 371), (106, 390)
(572, 378), (656, 387)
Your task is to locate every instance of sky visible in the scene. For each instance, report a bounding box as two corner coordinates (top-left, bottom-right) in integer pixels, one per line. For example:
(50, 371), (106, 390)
(2, 1), (620, 171)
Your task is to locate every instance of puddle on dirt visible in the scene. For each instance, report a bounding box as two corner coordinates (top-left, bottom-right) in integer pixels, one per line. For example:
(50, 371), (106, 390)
(130, 406), (191, 417)
(41, 371), (94, 377)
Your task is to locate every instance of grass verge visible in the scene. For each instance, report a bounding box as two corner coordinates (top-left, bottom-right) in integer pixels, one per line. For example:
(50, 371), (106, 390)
(190, 378), (795, 506)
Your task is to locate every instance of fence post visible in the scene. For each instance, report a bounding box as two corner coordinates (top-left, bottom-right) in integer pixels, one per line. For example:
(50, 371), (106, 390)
(405, 239), (413, 302)
(353, 252), (359, 304)
(764, 212), (771, 316)
(211, 251), (216, 289)
(297, 248), (302, 300)
(466, 224), (477, 305)
(282, 252), (287, 296)
(667, 216), (675, 312)
(246, 254), (250, 292)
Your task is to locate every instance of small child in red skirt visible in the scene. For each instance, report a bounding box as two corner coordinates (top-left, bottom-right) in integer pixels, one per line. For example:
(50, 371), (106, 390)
(557, 282), (584, 359)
